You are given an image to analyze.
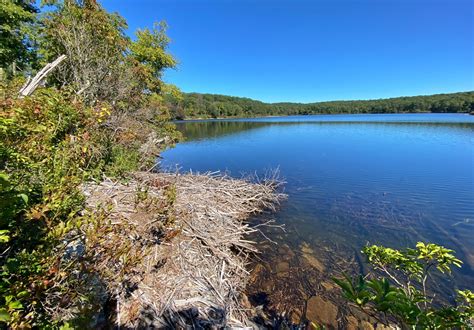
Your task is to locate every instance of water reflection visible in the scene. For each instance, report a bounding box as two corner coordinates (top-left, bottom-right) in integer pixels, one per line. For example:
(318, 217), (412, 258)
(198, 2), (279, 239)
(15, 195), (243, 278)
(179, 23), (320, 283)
(175, 119), (474, 142)
(174, 121), (271, 141)
(164, 114), (474, 325)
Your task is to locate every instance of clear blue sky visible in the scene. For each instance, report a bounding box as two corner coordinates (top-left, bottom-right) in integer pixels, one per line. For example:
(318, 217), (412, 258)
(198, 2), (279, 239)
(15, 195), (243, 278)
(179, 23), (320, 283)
(100, 0), (473, 103)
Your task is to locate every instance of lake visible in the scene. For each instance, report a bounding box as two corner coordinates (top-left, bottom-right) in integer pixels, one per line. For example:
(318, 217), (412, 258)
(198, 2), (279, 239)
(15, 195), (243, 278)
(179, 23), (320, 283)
(161, 113), (474, 323)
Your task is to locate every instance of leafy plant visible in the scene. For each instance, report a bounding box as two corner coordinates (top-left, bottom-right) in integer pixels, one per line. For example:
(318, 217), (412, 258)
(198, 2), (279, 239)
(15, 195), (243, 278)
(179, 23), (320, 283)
(334, 242), (473, 328)
(0, 0), (38, 76)
(0, 73), (178, 328)
(0, 0), (181, 327)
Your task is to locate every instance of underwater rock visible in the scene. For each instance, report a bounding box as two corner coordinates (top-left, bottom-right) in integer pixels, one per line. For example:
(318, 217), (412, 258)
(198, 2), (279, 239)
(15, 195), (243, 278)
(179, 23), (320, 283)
(275, 261), (290, 273)
(278, 244), (296, 260)
(302, 252), (325, 272)
(305, 295), (338, 328)
(300, 242), (326, 272)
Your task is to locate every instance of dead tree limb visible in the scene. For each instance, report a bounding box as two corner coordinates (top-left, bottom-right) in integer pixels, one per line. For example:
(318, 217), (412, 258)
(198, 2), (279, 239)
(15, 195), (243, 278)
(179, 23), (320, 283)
(19, 55), (67, 97)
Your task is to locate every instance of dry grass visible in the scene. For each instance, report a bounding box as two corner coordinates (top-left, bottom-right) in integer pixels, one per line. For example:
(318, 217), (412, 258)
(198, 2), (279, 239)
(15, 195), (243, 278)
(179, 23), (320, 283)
(81, 171), (285, 327)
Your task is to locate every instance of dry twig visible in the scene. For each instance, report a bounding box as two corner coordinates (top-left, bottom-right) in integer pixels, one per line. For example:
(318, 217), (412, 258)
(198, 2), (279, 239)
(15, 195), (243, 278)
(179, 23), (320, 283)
(79, 171), (286, 328)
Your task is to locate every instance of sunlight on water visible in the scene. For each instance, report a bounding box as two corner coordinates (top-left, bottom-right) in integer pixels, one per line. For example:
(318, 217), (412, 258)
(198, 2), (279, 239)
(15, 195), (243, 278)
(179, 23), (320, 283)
(162, 114), (474, 308)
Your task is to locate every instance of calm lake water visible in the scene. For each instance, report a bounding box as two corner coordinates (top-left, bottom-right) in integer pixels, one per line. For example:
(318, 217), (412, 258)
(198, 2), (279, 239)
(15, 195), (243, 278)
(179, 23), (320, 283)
(161, 113), (474, 312)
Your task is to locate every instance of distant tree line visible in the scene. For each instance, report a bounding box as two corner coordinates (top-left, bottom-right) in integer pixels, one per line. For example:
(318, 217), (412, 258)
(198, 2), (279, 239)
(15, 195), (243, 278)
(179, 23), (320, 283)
(166, 91), (474, 119)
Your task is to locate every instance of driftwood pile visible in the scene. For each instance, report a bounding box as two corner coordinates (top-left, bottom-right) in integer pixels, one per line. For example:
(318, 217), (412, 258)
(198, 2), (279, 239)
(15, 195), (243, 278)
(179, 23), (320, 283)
(81, 171), (285, 328)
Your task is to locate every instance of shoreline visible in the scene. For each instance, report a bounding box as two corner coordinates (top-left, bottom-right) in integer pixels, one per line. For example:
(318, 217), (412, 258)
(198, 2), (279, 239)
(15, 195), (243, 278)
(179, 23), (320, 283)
(174, 112), (471, 123)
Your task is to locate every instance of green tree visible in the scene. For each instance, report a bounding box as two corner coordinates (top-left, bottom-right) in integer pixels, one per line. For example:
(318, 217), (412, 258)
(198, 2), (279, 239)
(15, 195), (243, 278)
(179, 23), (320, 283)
(175, 91), (474, 119)
(39, 0), (130, 104)
(39, 1), (178, 110)
(129, 21), (177, 94)
(0, 0), (38, 77)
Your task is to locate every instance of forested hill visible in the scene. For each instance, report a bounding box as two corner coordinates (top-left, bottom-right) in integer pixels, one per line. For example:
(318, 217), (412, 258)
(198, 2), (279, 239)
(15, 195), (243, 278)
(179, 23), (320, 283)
(168, 91), (474, 119)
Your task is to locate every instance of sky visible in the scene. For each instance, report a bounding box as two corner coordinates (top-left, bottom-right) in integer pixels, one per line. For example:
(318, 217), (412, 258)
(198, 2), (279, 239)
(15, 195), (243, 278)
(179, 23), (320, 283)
(100, 0), (473, 103)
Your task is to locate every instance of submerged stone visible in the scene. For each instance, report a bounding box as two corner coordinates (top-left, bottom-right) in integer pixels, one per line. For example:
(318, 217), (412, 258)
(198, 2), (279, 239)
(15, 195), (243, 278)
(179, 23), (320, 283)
(300, 242), (326, 272)
(305, 295), (338, 328)
(275, 261), (290, 273)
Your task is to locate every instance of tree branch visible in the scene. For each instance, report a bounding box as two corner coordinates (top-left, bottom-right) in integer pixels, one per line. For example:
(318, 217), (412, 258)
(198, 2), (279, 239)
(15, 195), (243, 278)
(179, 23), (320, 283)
(19, 55), (67, 97)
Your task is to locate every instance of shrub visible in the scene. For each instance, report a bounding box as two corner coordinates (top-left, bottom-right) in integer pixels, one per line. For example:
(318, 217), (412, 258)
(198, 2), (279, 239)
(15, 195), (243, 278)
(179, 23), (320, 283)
(0, 81), (179, 327)
(334, 242), (473, 328)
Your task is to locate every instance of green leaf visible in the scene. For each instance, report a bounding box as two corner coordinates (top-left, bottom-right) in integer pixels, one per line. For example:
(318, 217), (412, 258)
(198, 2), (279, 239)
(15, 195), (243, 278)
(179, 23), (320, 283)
(60, 322), (74, 330)
(0, 230), (10, 243)
(0, 308), (10, 322)
(18, 193), (28, 204)
(8, 300), (23, 310)
(333, 276), (353, 295)
(16, 291), (28, 299)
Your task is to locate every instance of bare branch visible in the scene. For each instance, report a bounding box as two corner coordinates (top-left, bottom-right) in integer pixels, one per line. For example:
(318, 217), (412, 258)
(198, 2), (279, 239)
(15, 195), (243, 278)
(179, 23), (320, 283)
(19, 55), (67, 97)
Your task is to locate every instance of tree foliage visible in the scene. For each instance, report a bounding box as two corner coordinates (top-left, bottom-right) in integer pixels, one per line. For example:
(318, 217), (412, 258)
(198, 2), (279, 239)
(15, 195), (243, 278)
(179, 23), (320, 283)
(334, 242), (473, 329)
(40, 0), (177, 108)
(40, 0), (129, 104)
(0, 83), (102, 326)
(130, 21), (177, 94)
(0, 0), (38, 76)
(171, 91), (474, 119)
(0, 0), (180, 327)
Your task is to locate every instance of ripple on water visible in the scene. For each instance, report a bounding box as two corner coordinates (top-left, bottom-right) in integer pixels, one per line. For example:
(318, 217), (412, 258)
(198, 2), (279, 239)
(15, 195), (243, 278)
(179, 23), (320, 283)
(164, 115), (474, 325)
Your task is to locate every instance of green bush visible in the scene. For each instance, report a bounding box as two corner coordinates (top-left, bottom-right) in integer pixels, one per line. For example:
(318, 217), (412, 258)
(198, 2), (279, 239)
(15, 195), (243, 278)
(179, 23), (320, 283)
(0, 83), (99, 326)
(334, 242), (473, 329)
(0, 0), (181, 326)
(0, 82), (178, 327)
